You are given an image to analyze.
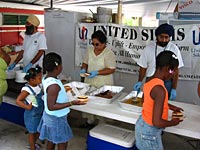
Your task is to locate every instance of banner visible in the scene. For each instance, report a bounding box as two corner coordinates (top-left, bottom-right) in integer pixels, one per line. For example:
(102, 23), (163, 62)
(75, 23), (200, 80)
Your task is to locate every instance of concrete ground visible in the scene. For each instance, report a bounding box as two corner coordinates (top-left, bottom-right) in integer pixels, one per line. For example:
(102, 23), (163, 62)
(0, 111), (198, 150)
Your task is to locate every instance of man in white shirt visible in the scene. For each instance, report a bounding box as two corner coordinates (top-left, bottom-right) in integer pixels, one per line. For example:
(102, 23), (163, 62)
(133, 23), (184, 100)
(8, 15), (47, 72)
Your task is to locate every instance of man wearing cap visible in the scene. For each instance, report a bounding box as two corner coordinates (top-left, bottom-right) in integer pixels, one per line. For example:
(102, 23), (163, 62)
(8, 15), (47, 72)
(133, 23), (184, 100)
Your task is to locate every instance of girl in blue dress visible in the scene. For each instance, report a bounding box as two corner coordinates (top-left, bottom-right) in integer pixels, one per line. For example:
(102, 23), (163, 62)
(38, 52), (86, 150)
(16, 65), (44, 150)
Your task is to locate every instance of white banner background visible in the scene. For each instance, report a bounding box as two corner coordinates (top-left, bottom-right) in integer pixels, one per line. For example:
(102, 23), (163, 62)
(75, 23), (200, 80)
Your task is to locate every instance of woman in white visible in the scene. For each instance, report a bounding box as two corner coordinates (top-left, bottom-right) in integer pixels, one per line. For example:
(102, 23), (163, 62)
(80, 30), (116, 126)
(80, 30), (116, 88)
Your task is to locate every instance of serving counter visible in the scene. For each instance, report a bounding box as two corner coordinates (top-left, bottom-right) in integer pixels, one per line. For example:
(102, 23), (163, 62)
(70, 94), (200, 149)
(1, 90), (200, 149)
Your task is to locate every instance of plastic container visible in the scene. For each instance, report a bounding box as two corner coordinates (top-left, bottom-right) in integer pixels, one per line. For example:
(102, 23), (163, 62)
(97, 14), (112, 23)
(15, 70), (26, 83)
(87, 124), (135, 150)
(97, 7), (112, 15)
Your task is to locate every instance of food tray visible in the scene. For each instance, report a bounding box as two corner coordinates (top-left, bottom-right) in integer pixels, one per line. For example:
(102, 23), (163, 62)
(64, 81), (91, 96)
(89, 85), (124, 104)
(64, 81), (90, 89)
(118, 91), (143, 113)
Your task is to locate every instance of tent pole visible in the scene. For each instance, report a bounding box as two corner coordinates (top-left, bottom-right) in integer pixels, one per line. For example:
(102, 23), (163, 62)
(50, 0), (53, 8)
(117, 0), (122, 24)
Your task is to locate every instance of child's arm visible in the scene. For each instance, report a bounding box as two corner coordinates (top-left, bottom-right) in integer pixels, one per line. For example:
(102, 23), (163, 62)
(46, 84), (86, 111)
(198, 81), (200, 97)
(168, 103), (184, 112)
(152, 85), (182, 128)
(16, 90), (32, 110)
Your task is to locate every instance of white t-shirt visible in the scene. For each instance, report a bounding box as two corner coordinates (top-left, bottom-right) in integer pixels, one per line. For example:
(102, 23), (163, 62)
(22, 32), (47, 67)
(21, 84), (42, 107)
(137, 42), (184, 77)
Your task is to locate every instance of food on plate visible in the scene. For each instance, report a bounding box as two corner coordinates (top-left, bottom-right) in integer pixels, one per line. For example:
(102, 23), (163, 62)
(64, 85), (72, 92)
(80, 73), (90, 77)
(78, 95), (88, 102)
(61, 79), (67, 84)
(95, 90), (114, 99)
(123, 98), (143, 107)
(172, 111), (184, 120)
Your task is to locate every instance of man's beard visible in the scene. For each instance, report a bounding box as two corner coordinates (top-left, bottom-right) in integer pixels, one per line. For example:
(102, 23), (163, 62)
(157, 41), (168, 47)
(25, 25), (34, 35)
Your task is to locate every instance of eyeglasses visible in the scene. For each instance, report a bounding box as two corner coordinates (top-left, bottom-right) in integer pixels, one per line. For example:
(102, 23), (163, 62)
(91, 43), (99, 47)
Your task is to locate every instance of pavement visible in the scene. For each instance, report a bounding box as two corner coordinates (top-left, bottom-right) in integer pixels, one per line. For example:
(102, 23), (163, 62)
(0, 114), (198, 150)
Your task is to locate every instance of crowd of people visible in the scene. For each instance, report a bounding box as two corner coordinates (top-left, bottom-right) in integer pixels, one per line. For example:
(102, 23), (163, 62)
(1, 14), (199, 150)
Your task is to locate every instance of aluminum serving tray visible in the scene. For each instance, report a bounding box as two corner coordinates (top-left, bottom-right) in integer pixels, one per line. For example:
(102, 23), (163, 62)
(118, 91), (143, 113)
(89, 85), (124, 104)
(64, 81), (91, 96)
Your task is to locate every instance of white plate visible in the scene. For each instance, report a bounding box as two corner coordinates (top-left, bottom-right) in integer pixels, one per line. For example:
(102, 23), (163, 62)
(15, 79), (27, 83)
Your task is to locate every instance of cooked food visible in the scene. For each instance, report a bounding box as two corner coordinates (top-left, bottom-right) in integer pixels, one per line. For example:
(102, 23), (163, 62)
(64, 85), (72, 92)
(95, 90), (114, 99)
(172, 111), (184, 120)
(61, 79), (67, 84)
(80, 73), (90, 77)
(78, 95), (88, 102)
(123, 97), (143, 107)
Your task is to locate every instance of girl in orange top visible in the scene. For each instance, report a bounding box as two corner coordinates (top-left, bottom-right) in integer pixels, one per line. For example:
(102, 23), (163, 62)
(135, 51), (183, 150)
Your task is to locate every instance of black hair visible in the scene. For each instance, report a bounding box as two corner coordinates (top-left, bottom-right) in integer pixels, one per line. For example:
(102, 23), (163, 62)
(24, 65), (42, 81)
(43, 52), (62, 73)
(91, 30), (107, 44)
(156, 51), (179, 70)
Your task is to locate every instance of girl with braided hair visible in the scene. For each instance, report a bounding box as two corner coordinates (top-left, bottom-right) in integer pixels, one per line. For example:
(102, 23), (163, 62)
(38, 52), (86, 150)
(16, 65), (43, 150)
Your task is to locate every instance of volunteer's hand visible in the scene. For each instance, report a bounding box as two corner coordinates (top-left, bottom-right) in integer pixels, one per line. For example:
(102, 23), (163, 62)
(8, 63), (16, 71)
(88, 71), (98, 78)
(133, 81), (142, 91)
(80, 69), (86, 74)
(169, 89), (176, 100)
(23, 63), (33, 73)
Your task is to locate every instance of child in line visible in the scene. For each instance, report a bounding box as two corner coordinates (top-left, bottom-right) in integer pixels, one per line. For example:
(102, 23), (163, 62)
(135, 51), (184, 150)
(37, 52), (87, 150)
(197, 81), (200, 97)
(16, 66), (44, 150)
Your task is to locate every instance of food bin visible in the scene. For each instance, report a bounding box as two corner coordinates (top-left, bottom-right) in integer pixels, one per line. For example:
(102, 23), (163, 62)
(87, 123), (135, 150)
(64, 81), (91, 96)
(118, 91), (143, 113)
(89, 85), (124, 104)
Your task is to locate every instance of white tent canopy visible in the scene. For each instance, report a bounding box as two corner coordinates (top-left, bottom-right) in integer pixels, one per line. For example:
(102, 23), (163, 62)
(0, 0), (178, 18)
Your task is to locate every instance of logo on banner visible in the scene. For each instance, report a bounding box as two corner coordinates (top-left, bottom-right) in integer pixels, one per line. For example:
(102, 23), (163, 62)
(79, 26), (88, 41)
(192, 30), (200, 45)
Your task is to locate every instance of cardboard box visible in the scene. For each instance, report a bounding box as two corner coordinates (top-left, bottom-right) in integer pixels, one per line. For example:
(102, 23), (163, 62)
(178, 0), (200, 12)
(87, 124), (135, 150)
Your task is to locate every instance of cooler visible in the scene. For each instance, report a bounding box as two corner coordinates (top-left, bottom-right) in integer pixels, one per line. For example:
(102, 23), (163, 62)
(87, 124), (135, 150)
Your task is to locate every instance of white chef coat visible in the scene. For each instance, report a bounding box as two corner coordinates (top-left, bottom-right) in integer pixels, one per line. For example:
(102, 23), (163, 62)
(137, 41), (184, 77)
(22, 32), (47, 67)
